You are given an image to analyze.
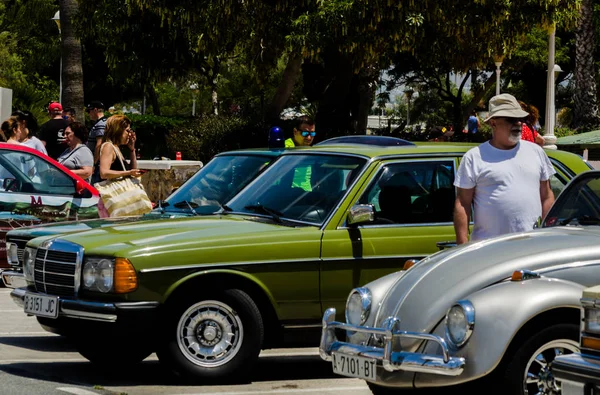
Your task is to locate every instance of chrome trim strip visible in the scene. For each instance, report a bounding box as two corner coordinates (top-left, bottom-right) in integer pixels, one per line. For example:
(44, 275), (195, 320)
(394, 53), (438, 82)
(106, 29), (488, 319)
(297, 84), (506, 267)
(372, 152), (467, 161)
(319, 308), (465, 377)
(553, 353), (600, 381)
(36, 258), (77, 265)
(281, 151), (371, 160)
(536, 260), (600, 275)
(282, 324), (322, 329)
(61, 308), (117, 322)
(1, 271), (26, 289)
(140, 254), (416, 273)
(33, 270), (74, 277)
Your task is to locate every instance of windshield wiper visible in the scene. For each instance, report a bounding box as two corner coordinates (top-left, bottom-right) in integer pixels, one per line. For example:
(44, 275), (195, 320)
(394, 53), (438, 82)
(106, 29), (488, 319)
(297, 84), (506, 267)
(560, 215), (600, 226)
(244, 204), (284, 223)
(173, 200), (199, 216)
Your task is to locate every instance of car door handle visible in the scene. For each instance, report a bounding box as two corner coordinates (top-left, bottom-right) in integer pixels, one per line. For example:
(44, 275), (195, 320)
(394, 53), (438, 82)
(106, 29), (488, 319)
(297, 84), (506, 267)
(436, 241), (457, 250)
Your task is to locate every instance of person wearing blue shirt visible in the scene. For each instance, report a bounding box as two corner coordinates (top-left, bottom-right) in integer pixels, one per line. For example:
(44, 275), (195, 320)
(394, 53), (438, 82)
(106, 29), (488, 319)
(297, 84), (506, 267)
(467, 110), (480, 134)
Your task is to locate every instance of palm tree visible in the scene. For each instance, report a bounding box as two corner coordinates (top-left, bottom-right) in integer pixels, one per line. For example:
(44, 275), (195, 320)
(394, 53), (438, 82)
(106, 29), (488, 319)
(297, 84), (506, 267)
(59, 0), (84, 112)
(573, 0), (600, 130)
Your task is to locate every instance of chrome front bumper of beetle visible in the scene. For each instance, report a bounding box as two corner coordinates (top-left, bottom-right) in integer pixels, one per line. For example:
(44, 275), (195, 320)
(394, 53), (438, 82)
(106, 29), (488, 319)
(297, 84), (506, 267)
(319, 308), (465, 379)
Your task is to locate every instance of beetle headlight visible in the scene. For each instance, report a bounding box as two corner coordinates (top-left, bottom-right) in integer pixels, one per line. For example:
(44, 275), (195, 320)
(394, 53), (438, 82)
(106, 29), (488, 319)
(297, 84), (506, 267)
(445, 300), (475, 348)
(345, 287), (372, 326)
(584, 307), (600, 335)
(6, 242), (18, 266)
(23, 247), (36, 282)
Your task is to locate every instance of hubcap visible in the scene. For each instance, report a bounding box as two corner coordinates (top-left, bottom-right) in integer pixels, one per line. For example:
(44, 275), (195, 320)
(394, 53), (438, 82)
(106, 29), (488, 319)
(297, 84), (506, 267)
(177, 300), (244, 368)
(523, 339), (579, 395)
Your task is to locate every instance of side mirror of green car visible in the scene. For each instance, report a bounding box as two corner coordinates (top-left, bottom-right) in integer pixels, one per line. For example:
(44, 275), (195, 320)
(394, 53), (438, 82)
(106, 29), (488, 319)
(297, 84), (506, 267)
(347, 204), (375, 226)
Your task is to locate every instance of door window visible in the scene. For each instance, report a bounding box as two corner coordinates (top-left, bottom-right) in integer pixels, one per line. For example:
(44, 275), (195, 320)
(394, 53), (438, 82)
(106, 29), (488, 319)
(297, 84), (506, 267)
(358, 160), (456, 224)
(0, 151), (75, 195)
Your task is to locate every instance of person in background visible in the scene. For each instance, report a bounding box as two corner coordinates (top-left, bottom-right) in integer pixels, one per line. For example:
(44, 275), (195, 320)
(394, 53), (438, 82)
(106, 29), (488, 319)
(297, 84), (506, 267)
(285, 116), (316, 147)
(63, 107), (77, 123)
(57, 122), (94, 180)
(454, 93), (555, 244)
(12, 111), (47, 155)
(467, 110), (480, 135)
(86, 101), (108, 162)
(519, 101), (544, 147)
(98, 115), (142, 181)
(3, 117), (22, 144)
(0, 121), (8, 141)
(39, 102), (68, 159)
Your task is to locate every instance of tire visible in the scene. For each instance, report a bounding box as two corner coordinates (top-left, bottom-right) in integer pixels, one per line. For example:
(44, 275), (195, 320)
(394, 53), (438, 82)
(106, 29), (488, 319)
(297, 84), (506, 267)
(502, 323), (579, 395)
(157, 289), (264, 383)
(367, 382), (405, 394)
(75, 337), (153, 367)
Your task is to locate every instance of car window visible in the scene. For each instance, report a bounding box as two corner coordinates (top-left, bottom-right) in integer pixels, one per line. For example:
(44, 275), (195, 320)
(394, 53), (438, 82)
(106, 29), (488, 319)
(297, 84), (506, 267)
(164, 154), (274, 215)
(0, 151), (75, 195)
(544, 174), (600, 227)
(358, 160), (456, 224)
(227, 154), (366, 225)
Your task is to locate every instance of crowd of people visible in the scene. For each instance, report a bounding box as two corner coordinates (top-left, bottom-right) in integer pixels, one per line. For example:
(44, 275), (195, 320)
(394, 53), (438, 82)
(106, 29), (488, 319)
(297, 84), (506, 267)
(0, 101), (140, 185)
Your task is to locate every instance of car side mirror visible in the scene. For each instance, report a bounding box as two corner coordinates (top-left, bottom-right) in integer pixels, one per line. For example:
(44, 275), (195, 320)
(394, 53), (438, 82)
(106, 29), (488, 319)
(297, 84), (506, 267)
(3, 178), (21, 192)
(347, 204), (375, 226)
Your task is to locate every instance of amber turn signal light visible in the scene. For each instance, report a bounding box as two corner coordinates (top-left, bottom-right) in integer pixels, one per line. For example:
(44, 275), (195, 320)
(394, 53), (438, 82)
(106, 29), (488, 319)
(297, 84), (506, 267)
(403, 259), (417, 270)
(582, 336), (600, 351)
(114, 258), (138, 293)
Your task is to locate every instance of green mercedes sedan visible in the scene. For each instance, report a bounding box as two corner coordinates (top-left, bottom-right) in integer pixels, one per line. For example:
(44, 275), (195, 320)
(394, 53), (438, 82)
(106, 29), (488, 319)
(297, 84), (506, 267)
(8, 143), (591, 381)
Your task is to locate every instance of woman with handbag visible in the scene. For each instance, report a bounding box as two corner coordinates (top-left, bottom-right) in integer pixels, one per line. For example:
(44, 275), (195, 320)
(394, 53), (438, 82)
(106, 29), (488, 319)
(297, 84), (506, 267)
(57, 122), (94, 180)
(94, 115), (152, 217)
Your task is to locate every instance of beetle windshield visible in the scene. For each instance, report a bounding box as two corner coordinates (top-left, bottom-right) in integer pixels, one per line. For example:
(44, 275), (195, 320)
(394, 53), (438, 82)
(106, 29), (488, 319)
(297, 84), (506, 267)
(544, 172), (600, 227)
(162, 154), (273, 215)
(226, 154), (367, 225)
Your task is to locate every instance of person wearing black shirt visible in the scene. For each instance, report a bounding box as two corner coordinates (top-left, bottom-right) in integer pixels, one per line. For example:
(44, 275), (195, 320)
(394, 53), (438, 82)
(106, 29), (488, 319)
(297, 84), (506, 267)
(39, 102), (69, 159)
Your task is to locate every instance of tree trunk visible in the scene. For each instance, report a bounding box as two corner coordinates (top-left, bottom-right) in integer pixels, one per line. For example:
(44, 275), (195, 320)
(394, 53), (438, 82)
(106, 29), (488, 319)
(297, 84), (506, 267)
(59, 0), (84, 112)
(267, 52), (303, 122)
(147, 84), (160, 115)
(354, 66), (379, 134)
(211, 85), (218, 116)
(573, 0), (600, 130)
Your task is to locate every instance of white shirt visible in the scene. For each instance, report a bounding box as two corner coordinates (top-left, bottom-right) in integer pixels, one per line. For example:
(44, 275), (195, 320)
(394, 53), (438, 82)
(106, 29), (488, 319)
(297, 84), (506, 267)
(454, 141), (556, 241)
(21, 136), (48, 156)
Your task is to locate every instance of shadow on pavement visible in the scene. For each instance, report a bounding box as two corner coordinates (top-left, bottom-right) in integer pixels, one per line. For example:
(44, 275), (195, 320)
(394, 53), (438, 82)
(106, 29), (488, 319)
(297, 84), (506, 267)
(0, 336), (77, 353)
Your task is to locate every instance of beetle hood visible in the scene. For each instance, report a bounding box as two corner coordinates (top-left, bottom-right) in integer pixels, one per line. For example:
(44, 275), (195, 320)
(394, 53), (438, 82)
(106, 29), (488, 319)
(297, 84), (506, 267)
(373, 227), (600, 349)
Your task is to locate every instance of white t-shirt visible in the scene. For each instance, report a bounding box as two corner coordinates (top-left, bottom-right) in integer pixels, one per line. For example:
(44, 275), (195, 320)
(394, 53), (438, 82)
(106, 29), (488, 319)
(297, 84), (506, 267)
(21, 136), (48, 156)
(454, 141), (556, 241)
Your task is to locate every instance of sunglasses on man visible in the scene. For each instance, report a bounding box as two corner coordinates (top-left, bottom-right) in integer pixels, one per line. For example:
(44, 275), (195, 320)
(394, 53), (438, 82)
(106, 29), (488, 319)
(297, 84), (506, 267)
(300, 130), (316, 137)
(497, 117), (527, 125)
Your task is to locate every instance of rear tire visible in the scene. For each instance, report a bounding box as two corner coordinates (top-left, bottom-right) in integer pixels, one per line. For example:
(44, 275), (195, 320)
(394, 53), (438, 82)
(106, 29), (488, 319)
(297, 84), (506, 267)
(157, 289), (264, 383)
(502, 323), (579, 395)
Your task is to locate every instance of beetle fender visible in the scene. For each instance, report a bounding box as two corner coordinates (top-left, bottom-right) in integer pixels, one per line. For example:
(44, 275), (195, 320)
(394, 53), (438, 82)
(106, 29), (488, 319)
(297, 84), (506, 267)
(415, 277), (584, 387)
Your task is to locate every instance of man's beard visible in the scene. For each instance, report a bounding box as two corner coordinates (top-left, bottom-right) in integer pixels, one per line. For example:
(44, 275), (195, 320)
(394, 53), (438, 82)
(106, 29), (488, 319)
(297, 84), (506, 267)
(508, 129), (522, 144)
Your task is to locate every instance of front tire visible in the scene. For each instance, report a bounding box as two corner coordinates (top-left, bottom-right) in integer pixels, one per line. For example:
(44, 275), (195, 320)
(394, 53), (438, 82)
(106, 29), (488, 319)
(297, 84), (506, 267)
(157, 289), (264, 382)
(75, 337), (153, 367)
(503, 323), (579, 395)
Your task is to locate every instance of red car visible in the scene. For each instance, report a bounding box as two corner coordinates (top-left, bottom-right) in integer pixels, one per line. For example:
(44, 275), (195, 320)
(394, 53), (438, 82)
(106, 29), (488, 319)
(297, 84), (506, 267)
(0, 143), (100, 271)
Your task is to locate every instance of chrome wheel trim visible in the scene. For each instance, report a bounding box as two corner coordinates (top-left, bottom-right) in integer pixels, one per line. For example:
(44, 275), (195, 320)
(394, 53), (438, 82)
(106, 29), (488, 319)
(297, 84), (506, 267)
(176, 300), (244, 368)
(523, 339), (579, 395)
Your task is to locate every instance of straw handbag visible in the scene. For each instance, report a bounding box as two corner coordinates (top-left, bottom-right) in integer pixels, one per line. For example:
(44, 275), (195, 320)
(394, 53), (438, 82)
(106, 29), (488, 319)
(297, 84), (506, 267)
(93, 143), (152, 217)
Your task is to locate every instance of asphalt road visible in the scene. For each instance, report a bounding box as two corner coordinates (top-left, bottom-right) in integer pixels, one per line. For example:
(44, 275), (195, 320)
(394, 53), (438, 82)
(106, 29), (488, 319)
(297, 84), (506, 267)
(0, 287), (462, 395)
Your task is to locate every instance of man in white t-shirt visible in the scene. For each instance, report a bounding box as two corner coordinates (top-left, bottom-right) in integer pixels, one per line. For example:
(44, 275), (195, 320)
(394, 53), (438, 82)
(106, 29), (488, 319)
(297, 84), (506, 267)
(453, 93), (556, 244)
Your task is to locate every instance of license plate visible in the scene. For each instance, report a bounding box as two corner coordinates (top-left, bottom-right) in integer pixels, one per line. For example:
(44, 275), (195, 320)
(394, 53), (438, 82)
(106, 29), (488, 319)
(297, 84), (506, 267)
(24, 293), (59, 319)
(560, 380), (585, 395)
(332, 352), (376, 380)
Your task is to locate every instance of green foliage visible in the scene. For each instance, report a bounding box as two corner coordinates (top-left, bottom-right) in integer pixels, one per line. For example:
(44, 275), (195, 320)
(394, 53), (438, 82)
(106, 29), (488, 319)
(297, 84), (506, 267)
(554, 127), (577, 138)
(165, 116), (263, 163)
(126, 114), (186, 159)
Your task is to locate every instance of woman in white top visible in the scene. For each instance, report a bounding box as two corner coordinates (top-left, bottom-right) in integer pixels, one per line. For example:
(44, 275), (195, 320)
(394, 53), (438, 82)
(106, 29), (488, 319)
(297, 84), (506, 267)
(12, 110), (47, 155)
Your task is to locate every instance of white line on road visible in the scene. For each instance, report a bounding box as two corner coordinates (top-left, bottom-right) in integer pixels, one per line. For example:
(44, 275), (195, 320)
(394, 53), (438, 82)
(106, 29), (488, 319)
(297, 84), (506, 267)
(0, 332), (52, 336)
(176, 387), (366, 395)
(57, 387), (99, 395)
(0, 358), (85, 364)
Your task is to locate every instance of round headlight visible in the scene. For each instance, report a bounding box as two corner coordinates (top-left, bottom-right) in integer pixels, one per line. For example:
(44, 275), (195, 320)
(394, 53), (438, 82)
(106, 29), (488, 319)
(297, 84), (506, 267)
(445, 301), (475, 348)
(345, 287), (372, 326)
(96, 259), (113, 293)
(82, 262), (96, 289)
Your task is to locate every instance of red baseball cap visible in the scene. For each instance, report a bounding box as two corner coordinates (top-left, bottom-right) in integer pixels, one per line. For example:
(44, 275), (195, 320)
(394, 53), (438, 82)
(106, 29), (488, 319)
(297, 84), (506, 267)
(48, 102), (63, 112)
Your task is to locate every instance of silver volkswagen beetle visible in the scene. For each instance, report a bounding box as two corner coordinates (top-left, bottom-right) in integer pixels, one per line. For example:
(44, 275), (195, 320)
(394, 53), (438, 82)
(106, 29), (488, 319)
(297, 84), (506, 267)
(320, 170), (600, 394)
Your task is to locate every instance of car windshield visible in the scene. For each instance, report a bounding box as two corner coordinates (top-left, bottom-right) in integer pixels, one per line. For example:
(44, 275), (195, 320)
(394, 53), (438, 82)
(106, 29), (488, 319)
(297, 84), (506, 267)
(544, 173), (600, 227)
(162, 154), (273, 215)
(226, 154), (367, 225)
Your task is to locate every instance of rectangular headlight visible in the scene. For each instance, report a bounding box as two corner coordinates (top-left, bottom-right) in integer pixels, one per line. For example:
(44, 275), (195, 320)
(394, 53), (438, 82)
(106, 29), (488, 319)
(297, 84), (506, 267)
(6, 242), (18, 266)
(23, 247), (36, 282)
(584, 307), (600, 335)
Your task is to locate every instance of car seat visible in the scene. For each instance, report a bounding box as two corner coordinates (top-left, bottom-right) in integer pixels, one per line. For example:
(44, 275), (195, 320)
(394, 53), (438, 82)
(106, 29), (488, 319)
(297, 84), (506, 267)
(378, 185), (413, 224)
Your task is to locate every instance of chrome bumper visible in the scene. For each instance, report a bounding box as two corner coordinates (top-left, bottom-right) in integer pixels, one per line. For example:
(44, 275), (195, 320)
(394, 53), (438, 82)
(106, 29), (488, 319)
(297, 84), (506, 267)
(319, 308), (465, 379)
(553, 353), (600, 393)
(10, 287), (159, 323)
(2, 270), (26, 289)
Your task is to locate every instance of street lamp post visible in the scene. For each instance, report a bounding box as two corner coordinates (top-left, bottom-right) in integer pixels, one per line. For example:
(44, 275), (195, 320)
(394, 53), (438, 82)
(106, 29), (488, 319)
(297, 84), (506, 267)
(493, 54), (504, 96)
(544, 25), (558, 149)
(190, 84), (199, 116)
(51, 11), (62, 104)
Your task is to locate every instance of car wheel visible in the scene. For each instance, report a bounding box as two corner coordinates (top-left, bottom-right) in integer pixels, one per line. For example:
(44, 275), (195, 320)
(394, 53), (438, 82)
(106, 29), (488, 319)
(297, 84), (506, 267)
(503, 323), (579, 395)
(75, 337), (153, 367)
(157, 289), (264, 382)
